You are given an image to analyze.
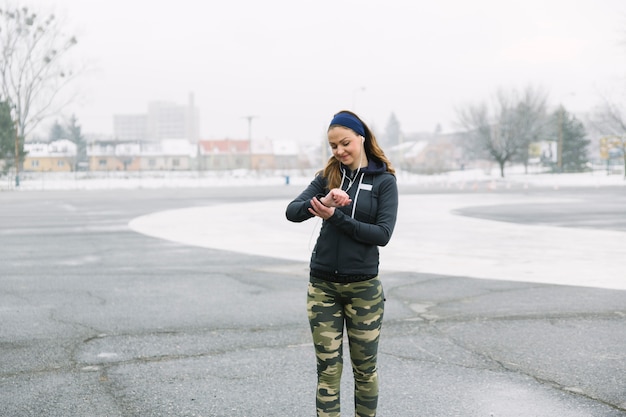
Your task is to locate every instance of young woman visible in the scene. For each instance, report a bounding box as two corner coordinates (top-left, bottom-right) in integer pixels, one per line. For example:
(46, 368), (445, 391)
(286, 110), (398, 417)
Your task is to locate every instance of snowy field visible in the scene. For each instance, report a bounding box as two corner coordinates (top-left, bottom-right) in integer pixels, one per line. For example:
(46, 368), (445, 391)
(3, 168), (625, 291)
(2, 166), (625, 191)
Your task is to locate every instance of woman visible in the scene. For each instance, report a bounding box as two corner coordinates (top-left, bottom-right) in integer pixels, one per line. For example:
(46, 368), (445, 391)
(286, 110), (398, 417)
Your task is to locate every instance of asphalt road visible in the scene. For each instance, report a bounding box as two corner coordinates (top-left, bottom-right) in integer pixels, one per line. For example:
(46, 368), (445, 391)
(1, 185), (625, 417)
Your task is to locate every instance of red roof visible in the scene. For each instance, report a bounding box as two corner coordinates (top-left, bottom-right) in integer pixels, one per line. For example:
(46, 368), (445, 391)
(198, 139), (250, 155)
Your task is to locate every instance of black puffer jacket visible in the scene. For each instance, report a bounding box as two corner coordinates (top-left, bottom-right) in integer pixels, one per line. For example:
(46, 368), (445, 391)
(286, 160), (398, 278)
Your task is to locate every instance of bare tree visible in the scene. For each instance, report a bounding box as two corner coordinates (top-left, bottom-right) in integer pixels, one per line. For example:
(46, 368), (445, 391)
(0, 4), (78, 148)
(590, 98), (626, 178)
(457, 86), (548, 177)
(514, 88), (549, 172)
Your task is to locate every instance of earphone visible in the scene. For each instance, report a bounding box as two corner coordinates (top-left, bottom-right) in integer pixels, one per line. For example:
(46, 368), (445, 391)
(361, 136), (365, 144)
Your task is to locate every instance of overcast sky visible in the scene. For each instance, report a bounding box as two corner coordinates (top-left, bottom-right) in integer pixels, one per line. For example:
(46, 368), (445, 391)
(23, 0), (626, 143)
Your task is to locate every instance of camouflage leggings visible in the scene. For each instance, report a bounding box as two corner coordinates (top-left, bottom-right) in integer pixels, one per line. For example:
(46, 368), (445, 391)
(307, 276), (385, 417)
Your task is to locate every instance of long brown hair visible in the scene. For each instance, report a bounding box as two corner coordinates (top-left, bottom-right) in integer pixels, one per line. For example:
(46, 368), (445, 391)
(319, 110), (395, 190)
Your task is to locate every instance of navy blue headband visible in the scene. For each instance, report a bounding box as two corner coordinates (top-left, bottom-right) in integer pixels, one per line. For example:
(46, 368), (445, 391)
(328, 112), (365, 137)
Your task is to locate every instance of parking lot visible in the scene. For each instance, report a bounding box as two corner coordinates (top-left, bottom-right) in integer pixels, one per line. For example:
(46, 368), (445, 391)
(1, 183), (625, 416)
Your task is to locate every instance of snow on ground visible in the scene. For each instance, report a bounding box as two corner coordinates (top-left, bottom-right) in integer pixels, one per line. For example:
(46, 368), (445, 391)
(128, 193), (625, 291)
(2, 166), (625, 191)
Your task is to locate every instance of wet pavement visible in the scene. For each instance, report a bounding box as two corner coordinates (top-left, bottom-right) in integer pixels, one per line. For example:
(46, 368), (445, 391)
(0, 185), (625, 416)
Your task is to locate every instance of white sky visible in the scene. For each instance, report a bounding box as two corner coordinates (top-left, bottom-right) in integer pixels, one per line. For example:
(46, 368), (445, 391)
(23, 0), (626, 143)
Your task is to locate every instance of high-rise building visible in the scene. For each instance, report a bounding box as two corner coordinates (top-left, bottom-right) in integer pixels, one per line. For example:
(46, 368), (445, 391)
(113, 114), (148, 141)
(113, 93), (199, 142)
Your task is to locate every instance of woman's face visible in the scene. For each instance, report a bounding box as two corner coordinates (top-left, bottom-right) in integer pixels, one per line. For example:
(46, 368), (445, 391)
(328, 126), (364, 171)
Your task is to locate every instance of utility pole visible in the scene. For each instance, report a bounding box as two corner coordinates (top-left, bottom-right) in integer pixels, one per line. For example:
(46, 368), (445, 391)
(243, 115), (258, 142)
(243, 115), (258, 170)
(557, 106), (563, 172)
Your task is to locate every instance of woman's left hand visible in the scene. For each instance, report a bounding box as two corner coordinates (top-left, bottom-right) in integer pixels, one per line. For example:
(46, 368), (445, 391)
(322, 189), (352, 208)
(309, 197), (335, 220)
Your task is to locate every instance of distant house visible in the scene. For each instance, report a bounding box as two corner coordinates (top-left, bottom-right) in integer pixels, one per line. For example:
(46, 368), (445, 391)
(87, 139), (197, 171)
(87, 141), (131, 171)
(197, 139), (250, 170)
(390, 141), (429, 172)
(24, 139), (77, 172)
(115, 142), (142, 170)
(36, 136), (310, 173)
(250, 139), (275, 170)
(141, 139), (197, 171)
(391, 132), (464, 174)
(272, 140), (300, 170)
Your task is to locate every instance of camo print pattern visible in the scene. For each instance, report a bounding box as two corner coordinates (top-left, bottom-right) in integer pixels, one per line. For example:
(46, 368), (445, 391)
(307, 276), (385, 417)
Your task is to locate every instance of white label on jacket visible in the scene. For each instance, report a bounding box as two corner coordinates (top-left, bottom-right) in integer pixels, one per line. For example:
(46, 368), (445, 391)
(359, 183), (372, 191)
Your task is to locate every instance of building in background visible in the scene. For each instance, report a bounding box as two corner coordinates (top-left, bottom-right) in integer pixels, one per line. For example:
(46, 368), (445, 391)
(87, 141), (140, 171)
(85, 139), (197, 171)
(24, 136), (314, 173)
(113, 114), (147, 141)
(140, 139), (197, 171)
(273, 140), (300, 170)
(113, 93), (199, 142)
(23, 140), (77, 172)
(198, 139), (250, 170)
(250, 139), (275, 170)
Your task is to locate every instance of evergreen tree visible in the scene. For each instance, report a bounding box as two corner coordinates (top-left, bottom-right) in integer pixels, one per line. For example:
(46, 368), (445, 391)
(553, 106), (590, 172)
(0, 101), (17, 175)
(384, 113), (401, 148)
(49, 120), (67, 141)
(66, 114), (86, 169)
